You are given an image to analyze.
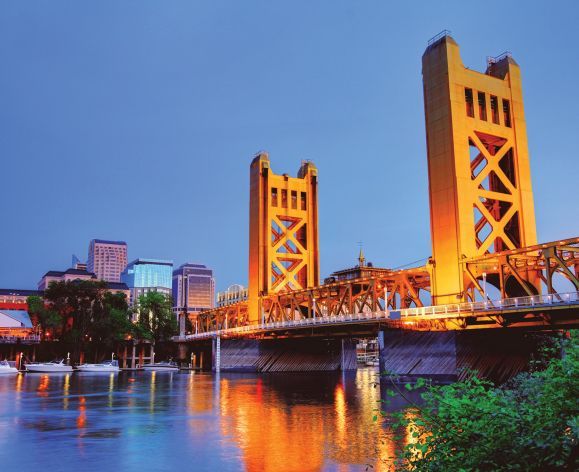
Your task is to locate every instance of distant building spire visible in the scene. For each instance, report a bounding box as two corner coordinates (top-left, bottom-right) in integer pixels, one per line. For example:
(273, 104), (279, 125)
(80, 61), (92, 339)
(358, 246), (365, 267)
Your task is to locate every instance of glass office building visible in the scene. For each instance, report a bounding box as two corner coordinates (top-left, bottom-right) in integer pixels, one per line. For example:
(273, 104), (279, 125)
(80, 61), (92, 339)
(121, 259), (173, 304)
(172, 263), (215, 334)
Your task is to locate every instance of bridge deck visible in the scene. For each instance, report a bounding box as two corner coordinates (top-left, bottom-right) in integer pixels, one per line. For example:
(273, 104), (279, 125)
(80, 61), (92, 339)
(175, 291), (579, 342)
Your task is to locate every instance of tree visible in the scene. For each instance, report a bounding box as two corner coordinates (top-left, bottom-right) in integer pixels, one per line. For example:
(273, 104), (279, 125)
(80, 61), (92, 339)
(380, 332), (579, 471)
(27, 294), (61, 336)
(91, 291), (134, 358)
(33, 280), (134, 361)
(133, 291), (177, 343)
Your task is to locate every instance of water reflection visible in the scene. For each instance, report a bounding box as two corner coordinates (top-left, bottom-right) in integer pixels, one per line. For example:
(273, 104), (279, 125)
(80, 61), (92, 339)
(0, 368), (415, 471)
(37, 374), (50, 397)
(77, 396), (87, 429)
(214, 370), (405, 471)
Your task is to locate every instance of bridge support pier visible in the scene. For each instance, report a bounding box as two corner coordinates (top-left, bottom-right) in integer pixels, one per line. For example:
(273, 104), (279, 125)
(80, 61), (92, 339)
(213, 337), (357, 373)
(177, 342), (189, 364)
(378, 330), (542, 384)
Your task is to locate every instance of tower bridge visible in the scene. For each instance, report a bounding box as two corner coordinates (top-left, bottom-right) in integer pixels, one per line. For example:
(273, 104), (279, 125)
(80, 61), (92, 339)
(175, 33), (579, 380)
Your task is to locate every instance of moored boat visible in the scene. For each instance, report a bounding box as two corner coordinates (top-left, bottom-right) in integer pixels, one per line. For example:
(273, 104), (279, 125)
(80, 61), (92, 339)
(76, 360), (120, 373)
(0, 360), (19, 374)
(142, 361), (179, 371)
(25, 360), (73, 373)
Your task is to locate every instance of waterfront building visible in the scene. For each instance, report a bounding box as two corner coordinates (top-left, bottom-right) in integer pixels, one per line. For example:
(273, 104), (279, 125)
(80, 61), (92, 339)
(324, 249), (390, 283)
(104, 282), (131, 299)
(172, 263), (215, 334)
(0, 309), (34, 337)
(217, 284), (248, 307)
(37, 269), (130, 299)
(87, 239), (128, 282)
(38, 268), (97, 290)
(121, 259), (173, 305)
(0, 288), (43, 311)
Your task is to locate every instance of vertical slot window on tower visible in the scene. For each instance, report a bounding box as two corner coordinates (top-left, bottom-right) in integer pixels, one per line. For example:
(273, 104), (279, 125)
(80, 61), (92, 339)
(465, 88), (474, 117)
(490, 95), (500, 124)
(300, 192), (307, 210)
(271, 188), (278, 207)
(503, 99), (511, 127)
(290, 190), (297, 209)
(477, 92), (487, 121)
(281, 189), (288, 208)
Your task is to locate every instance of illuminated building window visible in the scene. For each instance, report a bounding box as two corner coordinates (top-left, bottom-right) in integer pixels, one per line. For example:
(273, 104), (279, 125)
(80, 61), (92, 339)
(465, 88), (474, 117)
(281, 189), (287, 208)
(271, 188), (278, 207)
(502, 99), (511, 127)
(477, 92), (487, 121)
(300, 192), (307, 210)
(490, 95), (500, 124)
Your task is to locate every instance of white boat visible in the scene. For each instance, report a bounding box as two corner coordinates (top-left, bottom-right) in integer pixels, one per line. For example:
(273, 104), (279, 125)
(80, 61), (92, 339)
(76, 360), (120, 373)
(142, 361), (179, 371)
(25, 360), (73, 373)
(0, 360), (18, 374)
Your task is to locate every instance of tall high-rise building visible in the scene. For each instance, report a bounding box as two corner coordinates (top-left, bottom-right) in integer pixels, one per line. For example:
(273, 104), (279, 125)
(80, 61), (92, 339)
(121, 259), (173, 305)
(172, 263), (215, 334)
(87, 239), (128, 283)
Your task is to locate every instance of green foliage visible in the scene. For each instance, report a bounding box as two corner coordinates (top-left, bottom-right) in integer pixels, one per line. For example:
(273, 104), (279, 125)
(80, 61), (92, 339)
(27, 294), (61, 332)
(91, 292), (134, 347)
(30, 280), (134, 353)
(133, 291), (177, 343)
(379, 332), (579, 471)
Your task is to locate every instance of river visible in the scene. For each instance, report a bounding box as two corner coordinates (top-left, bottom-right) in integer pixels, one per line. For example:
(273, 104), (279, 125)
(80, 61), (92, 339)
(0, 368), (415, 471)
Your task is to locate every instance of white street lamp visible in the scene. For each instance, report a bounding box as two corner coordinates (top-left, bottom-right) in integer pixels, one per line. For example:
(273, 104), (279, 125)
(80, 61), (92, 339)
(482, 272), (487, 301)
(312, 297), (317, 321)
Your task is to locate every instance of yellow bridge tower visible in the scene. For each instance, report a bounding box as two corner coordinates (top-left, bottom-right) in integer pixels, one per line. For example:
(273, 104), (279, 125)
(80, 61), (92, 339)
(248, 153), (320, 322)
(422, 33), (538, 304)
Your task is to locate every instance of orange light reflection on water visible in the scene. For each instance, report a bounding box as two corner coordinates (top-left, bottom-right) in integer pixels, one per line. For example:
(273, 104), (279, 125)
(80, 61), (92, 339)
(76, 396), (86, 429)
(210, 369), (402, 472)
(37, 375), (49, 397)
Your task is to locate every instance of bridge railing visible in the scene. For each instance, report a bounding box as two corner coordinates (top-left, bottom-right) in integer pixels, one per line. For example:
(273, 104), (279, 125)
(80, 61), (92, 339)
(174, 291), (579, 341)
(401, 291), (579, 317)
(0, 334), (41, 344)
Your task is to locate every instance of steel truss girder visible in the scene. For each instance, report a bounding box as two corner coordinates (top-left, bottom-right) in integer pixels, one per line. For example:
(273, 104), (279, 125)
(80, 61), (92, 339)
(195, 303), (249, 334)
(261, 267), (430, 324)
(194, 266), (431, 330)
(463, 237), (579, 299)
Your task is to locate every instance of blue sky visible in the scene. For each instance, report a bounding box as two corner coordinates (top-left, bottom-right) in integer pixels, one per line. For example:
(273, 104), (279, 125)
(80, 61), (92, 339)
(1, 1), (578, 291)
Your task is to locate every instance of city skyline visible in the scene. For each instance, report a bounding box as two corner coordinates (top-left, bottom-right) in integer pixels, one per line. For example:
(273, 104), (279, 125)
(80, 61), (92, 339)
(2, 1), (578, 294)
